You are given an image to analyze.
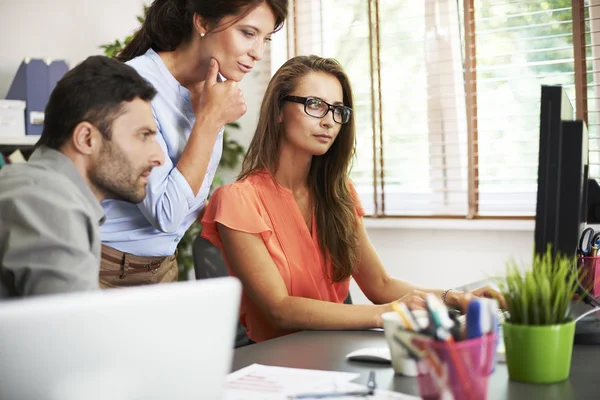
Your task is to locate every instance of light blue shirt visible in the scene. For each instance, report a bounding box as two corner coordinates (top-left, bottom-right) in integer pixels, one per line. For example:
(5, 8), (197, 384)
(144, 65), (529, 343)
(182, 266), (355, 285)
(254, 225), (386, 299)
(100, 48), (223, 256)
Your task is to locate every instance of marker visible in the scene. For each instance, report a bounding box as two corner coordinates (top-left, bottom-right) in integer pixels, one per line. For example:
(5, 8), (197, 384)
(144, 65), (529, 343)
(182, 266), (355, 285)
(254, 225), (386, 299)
(487, 299), (500, 374)
(392, 301), (419, 332)
(466, 299), (490, 340)
(425, 294), (455, 341)
(392, 331), (426, 360)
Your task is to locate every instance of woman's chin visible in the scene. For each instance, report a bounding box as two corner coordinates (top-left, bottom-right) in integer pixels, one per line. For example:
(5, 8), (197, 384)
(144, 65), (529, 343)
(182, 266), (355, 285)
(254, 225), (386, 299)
(219, 69), (245, 82)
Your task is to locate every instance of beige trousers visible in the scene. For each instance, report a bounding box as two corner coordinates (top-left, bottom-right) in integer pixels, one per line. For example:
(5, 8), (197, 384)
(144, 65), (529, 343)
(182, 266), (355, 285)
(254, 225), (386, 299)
(99, 245), (178, 288)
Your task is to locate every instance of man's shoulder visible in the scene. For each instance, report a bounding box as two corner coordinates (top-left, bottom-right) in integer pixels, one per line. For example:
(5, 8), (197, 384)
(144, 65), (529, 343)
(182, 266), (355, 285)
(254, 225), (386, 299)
(0, 164), (84, 209)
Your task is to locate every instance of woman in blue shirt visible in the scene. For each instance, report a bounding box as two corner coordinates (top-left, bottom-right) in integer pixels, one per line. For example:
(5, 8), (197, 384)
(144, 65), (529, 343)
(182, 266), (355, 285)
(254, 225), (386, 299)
(99, 0), (288, 288)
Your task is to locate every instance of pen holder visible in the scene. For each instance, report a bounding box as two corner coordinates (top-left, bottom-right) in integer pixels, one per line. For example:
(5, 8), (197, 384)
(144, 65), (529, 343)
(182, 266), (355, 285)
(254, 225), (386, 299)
(412, 334), (496, 400)
(381, 311), (430, 376)
(576, 256), (600, 298)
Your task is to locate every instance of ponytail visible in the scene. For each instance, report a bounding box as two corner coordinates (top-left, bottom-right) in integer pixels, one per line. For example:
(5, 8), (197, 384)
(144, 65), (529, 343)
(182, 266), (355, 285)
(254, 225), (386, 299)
(117, 0), (192, 62)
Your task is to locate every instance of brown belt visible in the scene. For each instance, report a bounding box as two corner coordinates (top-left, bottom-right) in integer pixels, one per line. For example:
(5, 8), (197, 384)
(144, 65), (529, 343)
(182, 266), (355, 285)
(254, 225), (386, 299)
(100, 245), (176, 277)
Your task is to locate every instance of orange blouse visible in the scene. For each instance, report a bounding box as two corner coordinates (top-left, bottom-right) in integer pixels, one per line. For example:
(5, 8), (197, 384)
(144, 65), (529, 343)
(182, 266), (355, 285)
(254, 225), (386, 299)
(201, 171), (365, 342)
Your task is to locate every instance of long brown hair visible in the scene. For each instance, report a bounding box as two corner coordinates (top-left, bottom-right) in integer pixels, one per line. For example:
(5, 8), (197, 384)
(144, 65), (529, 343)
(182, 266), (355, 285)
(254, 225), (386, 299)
(117, 0), (288, 62)
(239, 55), (358, 283)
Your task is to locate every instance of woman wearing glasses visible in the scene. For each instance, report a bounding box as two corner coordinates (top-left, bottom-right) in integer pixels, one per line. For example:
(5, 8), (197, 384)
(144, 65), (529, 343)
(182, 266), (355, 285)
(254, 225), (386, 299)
(201, 55), (502, 343)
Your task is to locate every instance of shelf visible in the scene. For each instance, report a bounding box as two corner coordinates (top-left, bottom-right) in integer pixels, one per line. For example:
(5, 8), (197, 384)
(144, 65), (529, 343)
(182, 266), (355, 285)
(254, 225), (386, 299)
(0, 136), (40, 146)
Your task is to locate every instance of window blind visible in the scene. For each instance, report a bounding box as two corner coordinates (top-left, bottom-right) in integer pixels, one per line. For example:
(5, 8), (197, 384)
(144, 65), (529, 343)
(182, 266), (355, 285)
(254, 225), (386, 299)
(287, 0), (469, 216)
(461, 0), (586, 217)
(272, 0), (594, 218)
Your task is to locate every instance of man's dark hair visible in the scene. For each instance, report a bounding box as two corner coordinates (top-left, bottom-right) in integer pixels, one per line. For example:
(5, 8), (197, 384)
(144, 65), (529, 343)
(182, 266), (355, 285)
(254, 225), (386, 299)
(37, 55), (157, 149)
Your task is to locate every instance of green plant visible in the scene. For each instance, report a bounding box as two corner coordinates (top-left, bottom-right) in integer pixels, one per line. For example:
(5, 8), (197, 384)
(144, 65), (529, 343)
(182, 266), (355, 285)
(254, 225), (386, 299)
(100, 8), (247, 280)
(176, 127), (245, 281)
(100, 7), (148, 58)
(498, 247), (579, 325)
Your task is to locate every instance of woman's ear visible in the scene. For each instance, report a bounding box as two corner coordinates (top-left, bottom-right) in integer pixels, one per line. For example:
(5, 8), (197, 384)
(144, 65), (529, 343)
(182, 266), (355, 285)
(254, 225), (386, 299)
(71, 121), (99, 155)
(193, 13), (209, 37)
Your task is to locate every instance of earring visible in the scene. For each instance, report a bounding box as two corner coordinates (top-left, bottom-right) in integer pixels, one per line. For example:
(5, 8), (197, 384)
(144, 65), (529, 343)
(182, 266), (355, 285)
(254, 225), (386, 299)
(200, 33), (205, 38)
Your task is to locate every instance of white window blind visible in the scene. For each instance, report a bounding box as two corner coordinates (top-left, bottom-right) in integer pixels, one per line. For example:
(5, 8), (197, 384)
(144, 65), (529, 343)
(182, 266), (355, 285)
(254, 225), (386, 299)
(586, 0), (600, 179)
(269, 0), (596, 218)
(463, 0), (581, 216)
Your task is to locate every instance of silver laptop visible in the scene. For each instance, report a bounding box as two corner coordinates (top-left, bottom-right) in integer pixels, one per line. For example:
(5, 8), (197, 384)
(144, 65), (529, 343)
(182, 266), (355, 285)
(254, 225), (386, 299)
(0, 277), (241, 400)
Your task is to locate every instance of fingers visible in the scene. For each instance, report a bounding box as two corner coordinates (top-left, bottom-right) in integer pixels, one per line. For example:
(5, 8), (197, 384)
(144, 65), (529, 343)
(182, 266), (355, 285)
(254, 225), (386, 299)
(205, 58), (220, 86)
(469, 286), (507, 310)
(480, 286), (507, 309)
(397, 290), (428, 310)
(457, 292), (473, 313)
(496, 292), (507, 309)
(192, 64), (247, 124)
(473, 285), (500, 300)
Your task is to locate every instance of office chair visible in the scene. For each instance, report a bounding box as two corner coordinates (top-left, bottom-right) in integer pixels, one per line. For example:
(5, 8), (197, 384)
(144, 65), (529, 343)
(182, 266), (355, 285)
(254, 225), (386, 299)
(192, 235), (354, 346)
(192, 235), (253, 348)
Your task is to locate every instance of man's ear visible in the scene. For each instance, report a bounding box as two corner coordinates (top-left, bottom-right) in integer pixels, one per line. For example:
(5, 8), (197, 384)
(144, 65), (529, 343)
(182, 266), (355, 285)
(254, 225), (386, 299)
(71, 121), (99, 155)
(193, 13), (210, 37)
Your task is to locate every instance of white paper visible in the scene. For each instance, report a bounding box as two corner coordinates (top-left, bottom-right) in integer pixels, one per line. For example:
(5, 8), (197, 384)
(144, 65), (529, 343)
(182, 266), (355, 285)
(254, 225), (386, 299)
(223, 364), (420, 400)
(314, 382), (423, 400)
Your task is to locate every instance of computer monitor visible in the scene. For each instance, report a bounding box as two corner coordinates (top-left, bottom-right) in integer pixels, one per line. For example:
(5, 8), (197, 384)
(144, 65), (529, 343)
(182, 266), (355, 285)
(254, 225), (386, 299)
(554, 119), (589, 256)
(534, 85), (575, 257)
(533, 85), (600, 344)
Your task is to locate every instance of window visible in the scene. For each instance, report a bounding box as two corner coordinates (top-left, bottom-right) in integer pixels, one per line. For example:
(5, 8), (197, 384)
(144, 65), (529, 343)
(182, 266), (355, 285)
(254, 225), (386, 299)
(270, 0), (596, 218)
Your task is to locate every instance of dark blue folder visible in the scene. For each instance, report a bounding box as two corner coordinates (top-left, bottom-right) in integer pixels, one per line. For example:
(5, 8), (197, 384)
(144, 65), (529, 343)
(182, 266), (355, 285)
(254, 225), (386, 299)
(6, 59), (68, 135)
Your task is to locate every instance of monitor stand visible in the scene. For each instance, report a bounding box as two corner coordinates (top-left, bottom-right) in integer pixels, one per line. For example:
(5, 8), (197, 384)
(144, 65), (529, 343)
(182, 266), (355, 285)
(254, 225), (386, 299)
(571, 301), (600, 344)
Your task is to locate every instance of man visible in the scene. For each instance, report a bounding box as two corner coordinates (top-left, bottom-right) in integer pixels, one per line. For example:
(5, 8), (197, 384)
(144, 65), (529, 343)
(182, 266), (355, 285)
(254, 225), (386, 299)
(0, 56), (164, 298)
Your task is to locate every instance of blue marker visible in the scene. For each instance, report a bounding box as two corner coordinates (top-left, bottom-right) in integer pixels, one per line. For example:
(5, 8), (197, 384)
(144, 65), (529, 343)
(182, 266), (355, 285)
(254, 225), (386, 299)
(466, 299), (487, 339)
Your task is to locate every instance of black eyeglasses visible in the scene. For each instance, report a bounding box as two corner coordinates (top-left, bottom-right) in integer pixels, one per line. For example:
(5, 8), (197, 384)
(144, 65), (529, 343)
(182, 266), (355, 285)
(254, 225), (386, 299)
(283, 96), (352, 124)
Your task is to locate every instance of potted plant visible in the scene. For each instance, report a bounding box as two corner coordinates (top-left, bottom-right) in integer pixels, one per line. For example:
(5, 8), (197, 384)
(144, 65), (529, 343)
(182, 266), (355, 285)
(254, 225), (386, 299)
(498, 247), (578, 384)
(175, 126), (245, 281)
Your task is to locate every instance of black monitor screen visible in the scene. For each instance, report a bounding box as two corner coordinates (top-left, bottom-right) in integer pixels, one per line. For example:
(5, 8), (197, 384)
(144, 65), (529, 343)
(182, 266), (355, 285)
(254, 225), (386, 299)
(534, 85), (575, 257)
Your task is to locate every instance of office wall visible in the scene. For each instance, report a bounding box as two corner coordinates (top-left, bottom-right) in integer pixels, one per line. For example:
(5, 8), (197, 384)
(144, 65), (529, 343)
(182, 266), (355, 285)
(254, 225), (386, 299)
(0, 0), (145, 97)
(349, 227), (534, 304)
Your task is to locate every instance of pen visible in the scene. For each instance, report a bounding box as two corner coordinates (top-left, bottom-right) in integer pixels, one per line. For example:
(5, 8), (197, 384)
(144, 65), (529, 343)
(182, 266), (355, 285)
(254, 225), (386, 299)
(366, 370), (377, 394)
(447, 311), (462, 341)
(405, 304), (425, 332)
(287, 371), (376, 399)
(392, 301), (418, 332)
(425, 294), (455, 341)
(425, 295), (473, 400)
(287, 389), (372, 399)
(392, 329), (428, 360)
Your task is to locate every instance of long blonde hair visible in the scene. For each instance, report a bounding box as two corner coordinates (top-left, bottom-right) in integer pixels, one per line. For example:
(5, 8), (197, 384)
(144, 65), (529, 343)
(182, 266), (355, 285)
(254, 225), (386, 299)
(239, 55), (358, 283)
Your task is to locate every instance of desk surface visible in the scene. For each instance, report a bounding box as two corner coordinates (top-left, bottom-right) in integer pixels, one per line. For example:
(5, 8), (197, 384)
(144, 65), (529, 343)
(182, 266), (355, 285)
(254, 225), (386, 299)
(232, 329), (599, 400)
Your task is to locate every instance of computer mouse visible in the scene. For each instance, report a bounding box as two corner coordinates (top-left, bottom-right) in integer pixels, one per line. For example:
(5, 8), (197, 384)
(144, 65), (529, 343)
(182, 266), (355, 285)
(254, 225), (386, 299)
(345, 347), (391, 364)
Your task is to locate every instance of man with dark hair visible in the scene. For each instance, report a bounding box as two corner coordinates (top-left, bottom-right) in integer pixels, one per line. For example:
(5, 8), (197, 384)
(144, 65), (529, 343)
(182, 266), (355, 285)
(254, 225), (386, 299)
(0, 55), (164, 298)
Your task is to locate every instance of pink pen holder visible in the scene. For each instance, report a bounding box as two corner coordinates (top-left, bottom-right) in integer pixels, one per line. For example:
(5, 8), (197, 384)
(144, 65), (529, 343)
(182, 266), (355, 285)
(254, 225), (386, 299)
(576, 256), (600, 298)
(412, 333), (496, 400)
